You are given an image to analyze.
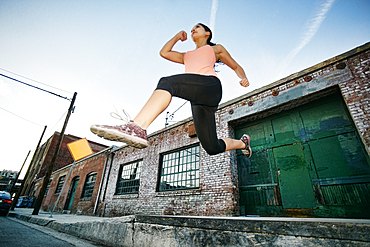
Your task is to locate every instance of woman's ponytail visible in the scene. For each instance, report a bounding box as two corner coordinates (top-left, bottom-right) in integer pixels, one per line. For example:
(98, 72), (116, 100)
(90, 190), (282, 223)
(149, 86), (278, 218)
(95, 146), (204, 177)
(198, 23), (216, 46)
(198, 23), (221, 65)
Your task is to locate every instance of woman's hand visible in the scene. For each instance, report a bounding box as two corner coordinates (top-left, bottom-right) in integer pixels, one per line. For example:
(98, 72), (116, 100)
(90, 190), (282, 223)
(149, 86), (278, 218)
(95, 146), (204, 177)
(239, 78), (249, 87)
(177, 31), (187, 42)
(160, 31), (187, 64)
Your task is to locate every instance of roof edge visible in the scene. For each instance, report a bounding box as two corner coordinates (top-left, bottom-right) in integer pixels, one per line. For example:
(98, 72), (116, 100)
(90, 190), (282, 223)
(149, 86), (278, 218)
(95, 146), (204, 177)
(218, 41), (370, 109)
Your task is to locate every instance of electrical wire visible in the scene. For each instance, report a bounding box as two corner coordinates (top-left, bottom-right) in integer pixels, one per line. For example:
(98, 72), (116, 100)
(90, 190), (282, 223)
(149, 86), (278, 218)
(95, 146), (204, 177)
(0, 106), (69, 140)
(172, 101), (188, 116)
(45, 110), (68, 137)
(0, 73), (71, 101)
(0, 68), (72, 95)
(165, 101), (188, 126)
(0, 106), (44, 127)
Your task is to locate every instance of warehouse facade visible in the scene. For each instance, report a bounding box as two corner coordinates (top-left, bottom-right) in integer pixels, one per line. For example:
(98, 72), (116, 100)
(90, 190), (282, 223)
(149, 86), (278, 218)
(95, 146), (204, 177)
(37, 42), (370, 219)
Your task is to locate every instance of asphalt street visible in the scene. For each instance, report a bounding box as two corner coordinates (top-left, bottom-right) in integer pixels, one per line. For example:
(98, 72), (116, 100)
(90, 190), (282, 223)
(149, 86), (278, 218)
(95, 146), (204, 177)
(0, 216), (101, 247)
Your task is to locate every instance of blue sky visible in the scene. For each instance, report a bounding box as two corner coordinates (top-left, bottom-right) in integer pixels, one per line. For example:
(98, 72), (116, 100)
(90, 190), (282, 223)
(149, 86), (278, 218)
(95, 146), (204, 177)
(0, 0), (369, 177)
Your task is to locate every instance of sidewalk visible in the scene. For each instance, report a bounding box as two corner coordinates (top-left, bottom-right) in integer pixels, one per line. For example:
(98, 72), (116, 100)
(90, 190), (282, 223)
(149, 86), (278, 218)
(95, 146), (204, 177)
(7, 208), (135, 246)
(8, 208), (104, 224)
(7, 208), (370, 247)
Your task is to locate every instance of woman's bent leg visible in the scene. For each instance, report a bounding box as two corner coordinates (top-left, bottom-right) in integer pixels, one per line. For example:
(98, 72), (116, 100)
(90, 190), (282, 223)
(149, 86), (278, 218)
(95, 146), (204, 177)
(133, 89), (172, 130)
(191, 103), (226, 155)
(221, 138), (246, 151)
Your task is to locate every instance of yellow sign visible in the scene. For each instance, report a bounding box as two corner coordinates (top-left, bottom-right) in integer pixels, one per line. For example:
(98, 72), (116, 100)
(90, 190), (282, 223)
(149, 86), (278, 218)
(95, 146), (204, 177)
(67, 138), (93, 161)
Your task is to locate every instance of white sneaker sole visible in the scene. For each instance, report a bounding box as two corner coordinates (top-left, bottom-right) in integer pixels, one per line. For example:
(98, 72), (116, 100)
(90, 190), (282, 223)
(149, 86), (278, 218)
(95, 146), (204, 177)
(91, 126), (148, 149)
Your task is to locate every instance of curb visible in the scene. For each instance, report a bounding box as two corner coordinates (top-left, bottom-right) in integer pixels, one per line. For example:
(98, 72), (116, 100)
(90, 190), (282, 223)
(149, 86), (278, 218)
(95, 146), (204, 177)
(7, 212), (135, 247)
(8, 212), (55, 226)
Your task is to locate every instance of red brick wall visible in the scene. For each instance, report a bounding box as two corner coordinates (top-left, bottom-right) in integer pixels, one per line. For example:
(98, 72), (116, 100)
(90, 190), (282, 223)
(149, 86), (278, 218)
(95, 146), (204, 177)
(37, 151), (108, 214)
(36, 133), (107, 179)
(340, 49), (370, 155)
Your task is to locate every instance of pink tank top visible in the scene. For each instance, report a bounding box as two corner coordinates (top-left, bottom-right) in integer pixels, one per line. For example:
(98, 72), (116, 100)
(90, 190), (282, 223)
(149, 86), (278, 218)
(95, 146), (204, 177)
(184, 45), (217, 77)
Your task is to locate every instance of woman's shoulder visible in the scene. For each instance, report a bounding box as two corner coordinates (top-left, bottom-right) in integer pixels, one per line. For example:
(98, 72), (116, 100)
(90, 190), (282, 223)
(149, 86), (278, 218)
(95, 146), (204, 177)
(212, 44), (227, 54)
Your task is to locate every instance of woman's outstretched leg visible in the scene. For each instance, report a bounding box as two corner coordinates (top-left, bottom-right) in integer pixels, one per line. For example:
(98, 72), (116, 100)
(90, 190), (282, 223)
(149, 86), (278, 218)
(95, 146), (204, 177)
(91, 89), (172, 148)
(133, 89), (172, 130)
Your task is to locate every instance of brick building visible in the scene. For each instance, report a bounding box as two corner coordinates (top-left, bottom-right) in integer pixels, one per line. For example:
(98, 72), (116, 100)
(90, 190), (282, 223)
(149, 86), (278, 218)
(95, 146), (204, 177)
(34, 147), (114, 214)
(41, 42), (370, 219)
(22, 132), (108, 199)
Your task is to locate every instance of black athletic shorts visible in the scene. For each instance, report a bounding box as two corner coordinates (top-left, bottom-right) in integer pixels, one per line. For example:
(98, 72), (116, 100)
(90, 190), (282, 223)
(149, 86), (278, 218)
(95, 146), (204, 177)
(156, 74), (226, 155)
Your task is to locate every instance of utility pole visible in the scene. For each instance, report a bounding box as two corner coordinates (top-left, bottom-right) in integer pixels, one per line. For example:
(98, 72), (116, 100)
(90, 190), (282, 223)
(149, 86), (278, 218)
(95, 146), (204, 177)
(32, 92), (77, 215)
(9, 150), (30, 196)
(11, 125), (47, 211)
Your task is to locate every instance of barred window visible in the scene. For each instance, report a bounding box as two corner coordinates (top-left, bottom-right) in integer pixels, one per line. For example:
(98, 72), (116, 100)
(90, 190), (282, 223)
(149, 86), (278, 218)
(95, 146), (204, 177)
(55, 175), (65, 194)
(44, 177), (52, 196)
(81, 172), (97, 199)
(158, 145), (200, 191)
(116, 160), (142, 194)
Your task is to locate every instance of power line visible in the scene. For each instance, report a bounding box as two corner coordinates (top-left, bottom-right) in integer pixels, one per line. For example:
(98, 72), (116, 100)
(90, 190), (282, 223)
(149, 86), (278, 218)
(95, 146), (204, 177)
(45, 110), (68, 137)
(165, 101), (188, 127)
(0, 73), (71, 101)
(0, 68), (72, 95)
(0, 106), (44, 127)
(0, 106), (71, 142)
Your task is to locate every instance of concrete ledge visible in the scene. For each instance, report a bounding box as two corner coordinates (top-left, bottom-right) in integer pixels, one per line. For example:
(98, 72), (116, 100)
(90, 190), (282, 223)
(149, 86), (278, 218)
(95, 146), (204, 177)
(47, 216), (135, 247)
(133, 222), (369, 247)
(7, 212), (370, 246)
(136, 215), (370, 243)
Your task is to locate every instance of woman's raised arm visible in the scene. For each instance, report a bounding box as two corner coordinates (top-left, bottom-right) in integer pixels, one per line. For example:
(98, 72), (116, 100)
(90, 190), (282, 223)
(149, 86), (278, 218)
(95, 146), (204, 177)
(159, 31), (187, 64)
(213, 44), (250, 87)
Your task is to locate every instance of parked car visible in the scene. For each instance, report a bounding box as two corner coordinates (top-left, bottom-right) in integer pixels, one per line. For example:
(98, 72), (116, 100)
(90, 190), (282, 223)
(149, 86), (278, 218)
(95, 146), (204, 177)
(16, 196), (35, 208)
(16, 196), (27, 207)
(0, 191), (12, 216)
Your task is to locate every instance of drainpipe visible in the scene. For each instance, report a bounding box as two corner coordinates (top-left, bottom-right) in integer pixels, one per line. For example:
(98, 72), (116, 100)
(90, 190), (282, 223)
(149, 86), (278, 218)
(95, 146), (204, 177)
(93, 147), (113, 215)
(101, 152), (115, 216)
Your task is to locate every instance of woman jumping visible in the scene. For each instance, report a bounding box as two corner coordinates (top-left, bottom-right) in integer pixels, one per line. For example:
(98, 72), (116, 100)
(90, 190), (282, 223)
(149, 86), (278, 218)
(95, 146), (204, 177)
(91, 23), (252, 157)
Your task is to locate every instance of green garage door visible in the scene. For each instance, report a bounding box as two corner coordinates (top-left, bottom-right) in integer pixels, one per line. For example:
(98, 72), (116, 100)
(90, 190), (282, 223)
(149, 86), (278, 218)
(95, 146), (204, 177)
(235, 93), (370, 218)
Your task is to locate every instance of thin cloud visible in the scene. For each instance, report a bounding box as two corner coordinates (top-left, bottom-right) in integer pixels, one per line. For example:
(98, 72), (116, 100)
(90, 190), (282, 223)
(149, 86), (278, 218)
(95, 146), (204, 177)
(275, 0), (335, 80)
(209, 0), (218, 33)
